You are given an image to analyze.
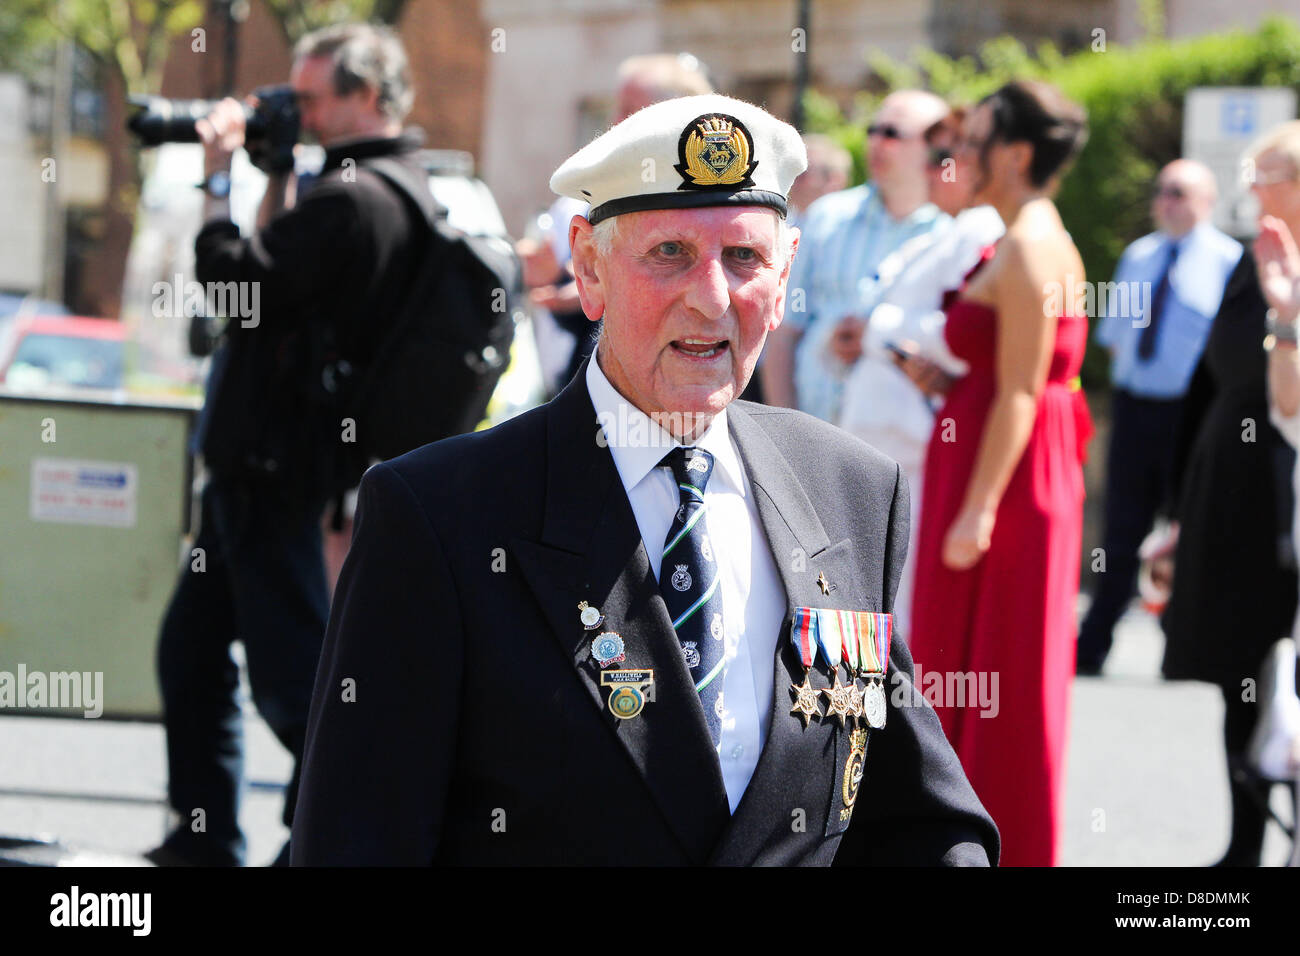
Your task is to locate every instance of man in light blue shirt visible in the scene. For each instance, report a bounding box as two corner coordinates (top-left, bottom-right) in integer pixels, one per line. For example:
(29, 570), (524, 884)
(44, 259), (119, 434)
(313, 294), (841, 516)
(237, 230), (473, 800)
(761, 90), (949, 421)
(1078, 159), (1242, 674)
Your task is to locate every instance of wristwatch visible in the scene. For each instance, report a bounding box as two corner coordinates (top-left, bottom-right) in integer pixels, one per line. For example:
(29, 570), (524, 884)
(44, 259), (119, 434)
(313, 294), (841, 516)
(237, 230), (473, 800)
(197, 170), (232, 198)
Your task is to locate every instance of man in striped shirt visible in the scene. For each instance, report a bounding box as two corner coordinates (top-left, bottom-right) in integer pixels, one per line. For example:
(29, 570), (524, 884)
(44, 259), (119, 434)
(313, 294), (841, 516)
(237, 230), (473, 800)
(762, 90), (950, 423)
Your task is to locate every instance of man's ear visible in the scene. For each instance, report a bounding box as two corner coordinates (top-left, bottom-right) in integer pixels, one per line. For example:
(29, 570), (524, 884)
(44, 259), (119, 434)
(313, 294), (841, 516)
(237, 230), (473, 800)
(569, 216), (606, 322)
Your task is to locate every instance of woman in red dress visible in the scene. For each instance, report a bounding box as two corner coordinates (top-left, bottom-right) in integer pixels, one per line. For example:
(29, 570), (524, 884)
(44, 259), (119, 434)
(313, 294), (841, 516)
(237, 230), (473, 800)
(903, 81), (1092, 867)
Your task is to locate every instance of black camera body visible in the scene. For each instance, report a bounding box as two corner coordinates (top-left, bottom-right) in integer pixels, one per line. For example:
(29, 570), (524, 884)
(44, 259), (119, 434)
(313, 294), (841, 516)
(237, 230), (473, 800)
(126, 84), (300, 173)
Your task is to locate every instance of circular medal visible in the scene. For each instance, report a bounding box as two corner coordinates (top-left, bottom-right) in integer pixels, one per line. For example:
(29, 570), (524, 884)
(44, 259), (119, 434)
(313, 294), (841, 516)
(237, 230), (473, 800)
(579, 604), (604, 629)
(863, 679), (887, 729)
(608, 685), (645, 719)
(592, 632), (625, 668)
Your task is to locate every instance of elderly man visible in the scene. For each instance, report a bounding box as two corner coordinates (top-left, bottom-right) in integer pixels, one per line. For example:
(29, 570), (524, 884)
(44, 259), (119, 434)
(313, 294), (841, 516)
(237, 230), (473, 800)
(291, 95), (997, 866)
(761, 89), (949, 419)
(1076, 159), (1242, 675)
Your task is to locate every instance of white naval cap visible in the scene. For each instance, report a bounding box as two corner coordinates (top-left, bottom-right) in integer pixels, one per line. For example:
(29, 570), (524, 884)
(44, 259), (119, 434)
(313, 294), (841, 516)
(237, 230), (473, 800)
(550, 94), (808, 225)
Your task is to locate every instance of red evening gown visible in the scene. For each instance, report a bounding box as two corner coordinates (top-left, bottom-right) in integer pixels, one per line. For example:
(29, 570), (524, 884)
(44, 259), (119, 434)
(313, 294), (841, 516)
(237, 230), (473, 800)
(908, 246), (1092, 867)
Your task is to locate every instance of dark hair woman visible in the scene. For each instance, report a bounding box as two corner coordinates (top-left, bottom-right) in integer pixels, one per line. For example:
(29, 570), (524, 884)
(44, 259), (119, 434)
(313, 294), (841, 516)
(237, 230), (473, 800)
(905, 79), (1092, 866)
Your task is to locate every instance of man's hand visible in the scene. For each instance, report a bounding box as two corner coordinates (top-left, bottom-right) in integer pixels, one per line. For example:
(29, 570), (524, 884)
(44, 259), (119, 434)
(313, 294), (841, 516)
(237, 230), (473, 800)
(195, 97), (248, 177)
(828, 314), (866, 364)
(1255, 215), (1300, 324)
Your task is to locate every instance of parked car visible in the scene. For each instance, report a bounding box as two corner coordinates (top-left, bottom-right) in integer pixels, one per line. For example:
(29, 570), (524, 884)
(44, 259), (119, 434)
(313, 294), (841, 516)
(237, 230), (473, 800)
(0, 315), (127, 392)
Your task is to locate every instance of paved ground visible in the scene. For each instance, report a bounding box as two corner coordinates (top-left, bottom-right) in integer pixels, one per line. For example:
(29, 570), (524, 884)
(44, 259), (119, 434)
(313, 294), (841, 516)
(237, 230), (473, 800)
(0, 603), (1293, 866)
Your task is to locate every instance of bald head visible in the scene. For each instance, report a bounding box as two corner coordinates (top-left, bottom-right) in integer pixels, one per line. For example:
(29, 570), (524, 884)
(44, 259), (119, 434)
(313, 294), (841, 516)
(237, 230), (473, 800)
(1153, 159), (1217, 238)
(868, 89), (950, 209)
(878, 90), (950, 131)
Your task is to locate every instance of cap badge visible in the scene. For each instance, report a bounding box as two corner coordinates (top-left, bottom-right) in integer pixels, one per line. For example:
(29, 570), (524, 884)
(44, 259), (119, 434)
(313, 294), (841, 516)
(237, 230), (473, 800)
(676, 113), (758, 191)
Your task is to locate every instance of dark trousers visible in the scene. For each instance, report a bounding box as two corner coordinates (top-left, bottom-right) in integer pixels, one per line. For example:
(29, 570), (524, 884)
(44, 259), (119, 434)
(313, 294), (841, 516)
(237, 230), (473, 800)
(1078, 389), (1185, 669)
(155, 476), (329, 865)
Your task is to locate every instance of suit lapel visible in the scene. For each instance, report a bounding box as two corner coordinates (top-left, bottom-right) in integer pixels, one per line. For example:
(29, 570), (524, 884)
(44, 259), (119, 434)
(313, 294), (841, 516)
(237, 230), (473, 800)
(510, 372), (730, 863)
(709, 403), (864, 863)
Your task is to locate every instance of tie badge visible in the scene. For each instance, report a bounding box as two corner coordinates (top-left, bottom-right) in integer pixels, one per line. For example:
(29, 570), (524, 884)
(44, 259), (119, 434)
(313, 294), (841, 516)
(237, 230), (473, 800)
(591, 632), (625, 668)
(601, 669), (655, 720)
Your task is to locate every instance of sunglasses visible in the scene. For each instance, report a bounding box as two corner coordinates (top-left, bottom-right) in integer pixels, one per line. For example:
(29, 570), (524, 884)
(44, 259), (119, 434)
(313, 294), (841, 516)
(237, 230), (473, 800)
(1153, 185), (1186, 200)
(867, 123), (915, 141)
(928, 146), (953, 168)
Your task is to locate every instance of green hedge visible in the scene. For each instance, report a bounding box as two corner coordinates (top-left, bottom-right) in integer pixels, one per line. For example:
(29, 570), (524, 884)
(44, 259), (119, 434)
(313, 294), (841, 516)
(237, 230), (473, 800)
(805, 16), (1300, 387)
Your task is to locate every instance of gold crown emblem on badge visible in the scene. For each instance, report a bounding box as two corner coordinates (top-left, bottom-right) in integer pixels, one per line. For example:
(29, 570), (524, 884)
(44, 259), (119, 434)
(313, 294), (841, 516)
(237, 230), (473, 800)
(677, 113), (757, 190)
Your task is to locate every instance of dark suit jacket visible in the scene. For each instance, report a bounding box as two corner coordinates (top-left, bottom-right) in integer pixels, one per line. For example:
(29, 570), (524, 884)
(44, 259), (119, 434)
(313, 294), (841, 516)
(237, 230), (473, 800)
(291, 368), (999, 865)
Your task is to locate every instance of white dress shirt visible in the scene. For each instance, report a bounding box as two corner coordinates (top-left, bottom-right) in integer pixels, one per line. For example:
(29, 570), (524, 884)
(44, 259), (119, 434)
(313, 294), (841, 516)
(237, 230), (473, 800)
(586, 350), (786, 812)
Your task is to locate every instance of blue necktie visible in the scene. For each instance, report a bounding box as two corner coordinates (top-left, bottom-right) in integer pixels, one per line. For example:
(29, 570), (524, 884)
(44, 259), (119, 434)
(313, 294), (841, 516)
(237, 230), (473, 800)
(659, 446), (727, 746)
(1138, 239), (1179, 361)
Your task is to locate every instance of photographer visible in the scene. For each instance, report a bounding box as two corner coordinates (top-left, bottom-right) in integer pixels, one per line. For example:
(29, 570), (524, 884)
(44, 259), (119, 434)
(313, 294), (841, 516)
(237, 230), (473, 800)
(148, 23), (426, 866)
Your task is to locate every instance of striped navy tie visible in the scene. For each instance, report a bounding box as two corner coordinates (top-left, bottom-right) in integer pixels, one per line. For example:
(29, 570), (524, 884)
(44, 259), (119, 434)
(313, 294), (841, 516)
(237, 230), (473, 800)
(659, 446), (727, 746)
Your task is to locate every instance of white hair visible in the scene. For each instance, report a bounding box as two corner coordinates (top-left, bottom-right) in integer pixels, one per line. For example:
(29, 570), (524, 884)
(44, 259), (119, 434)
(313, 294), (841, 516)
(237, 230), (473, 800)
(590, 209), (795, 264)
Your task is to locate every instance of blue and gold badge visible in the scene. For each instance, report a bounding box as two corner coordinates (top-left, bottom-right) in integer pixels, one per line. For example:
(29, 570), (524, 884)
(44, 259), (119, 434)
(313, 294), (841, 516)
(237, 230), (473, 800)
(675, 114), (758, 191)
(601, 669), (655, 720)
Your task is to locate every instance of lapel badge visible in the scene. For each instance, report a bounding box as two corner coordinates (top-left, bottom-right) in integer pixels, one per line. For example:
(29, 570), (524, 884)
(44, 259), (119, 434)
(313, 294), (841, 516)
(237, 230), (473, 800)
(591, 631), (625, 668)
(578, 601), (605, 630)
(601, 669), (655, 720)
(816, 571), (831, 595)
(839, 727), (868, 822)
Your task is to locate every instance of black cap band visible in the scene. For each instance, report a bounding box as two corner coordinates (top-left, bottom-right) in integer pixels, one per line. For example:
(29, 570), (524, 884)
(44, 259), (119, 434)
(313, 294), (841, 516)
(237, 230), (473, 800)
(587, 188), (788, 225)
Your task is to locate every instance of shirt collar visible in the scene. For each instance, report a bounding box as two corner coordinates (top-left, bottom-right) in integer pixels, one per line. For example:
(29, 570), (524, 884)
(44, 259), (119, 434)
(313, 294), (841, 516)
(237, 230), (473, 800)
(585, 345), (745, 496)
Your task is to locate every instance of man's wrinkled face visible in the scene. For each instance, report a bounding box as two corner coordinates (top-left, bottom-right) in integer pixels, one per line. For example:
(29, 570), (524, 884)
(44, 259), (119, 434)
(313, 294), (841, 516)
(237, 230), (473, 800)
(570, 206), (797, 432)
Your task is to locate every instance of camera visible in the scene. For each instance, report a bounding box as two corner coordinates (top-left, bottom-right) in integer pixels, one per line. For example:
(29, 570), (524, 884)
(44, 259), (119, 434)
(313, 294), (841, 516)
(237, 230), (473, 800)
(126, 84), (300, 173)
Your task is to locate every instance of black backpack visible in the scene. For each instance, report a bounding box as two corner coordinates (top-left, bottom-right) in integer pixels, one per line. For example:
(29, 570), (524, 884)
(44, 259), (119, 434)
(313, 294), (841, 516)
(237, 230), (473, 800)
(319, 156), (522, 494)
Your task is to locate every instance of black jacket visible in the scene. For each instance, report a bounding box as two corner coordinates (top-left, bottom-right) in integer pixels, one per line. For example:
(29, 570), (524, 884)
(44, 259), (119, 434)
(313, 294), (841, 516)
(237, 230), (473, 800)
(193, 130), (426, 497)
(291, 367), (999, 865)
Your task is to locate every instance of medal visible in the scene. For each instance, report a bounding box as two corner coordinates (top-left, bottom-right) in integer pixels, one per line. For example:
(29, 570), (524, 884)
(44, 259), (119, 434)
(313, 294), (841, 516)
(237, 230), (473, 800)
(788, 607), (822, 728)
(821, 673), (854, 730)
(578, 601), (605, 630)
(591, 631), (625, 668)
(854, 612), (891, 729)
(847, 680), (865, 722)
(862, 676), (887, 729)
(601, 669), (654, 720)
(838, 611), (862, 726)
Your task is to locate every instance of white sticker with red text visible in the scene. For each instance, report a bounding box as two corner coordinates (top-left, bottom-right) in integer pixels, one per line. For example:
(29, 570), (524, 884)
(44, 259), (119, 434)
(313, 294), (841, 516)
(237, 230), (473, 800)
(30, 458), (138, 528)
